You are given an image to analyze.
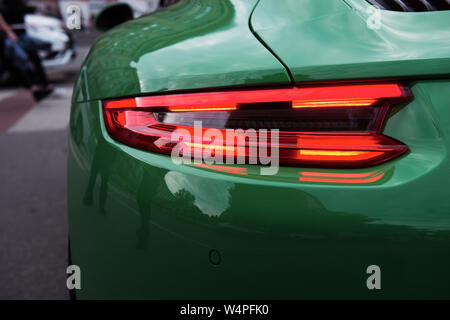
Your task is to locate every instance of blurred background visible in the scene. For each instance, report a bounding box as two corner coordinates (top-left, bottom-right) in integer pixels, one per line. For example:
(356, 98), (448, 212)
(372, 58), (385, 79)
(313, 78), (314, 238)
(0, 0), (177, 299)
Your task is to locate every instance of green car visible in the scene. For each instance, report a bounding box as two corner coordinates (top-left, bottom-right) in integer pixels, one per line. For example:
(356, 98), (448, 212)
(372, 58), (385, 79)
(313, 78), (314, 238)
(68, 0), (450, 299)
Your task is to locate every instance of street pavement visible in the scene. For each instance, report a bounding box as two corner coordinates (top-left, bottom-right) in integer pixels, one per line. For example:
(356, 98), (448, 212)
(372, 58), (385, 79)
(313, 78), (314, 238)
(0, 31), (98, 299)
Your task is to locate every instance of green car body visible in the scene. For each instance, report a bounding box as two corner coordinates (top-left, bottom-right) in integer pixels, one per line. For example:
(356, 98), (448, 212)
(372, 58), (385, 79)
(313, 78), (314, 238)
(68, 0), (450, 299)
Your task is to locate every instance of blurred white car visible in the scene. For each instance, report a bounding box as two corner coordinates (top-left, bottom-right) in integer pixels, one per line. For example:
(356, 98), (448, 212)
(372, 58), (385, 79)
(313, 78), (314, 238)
(24, 14), (76, 67)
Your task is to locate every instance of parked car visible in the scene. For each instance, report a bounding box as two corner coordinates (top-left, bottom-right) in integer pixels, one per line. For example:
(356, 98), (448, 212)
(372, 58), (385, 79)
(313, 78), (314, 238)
(68, 0), (450, 299)
(24, 14), (76, 67)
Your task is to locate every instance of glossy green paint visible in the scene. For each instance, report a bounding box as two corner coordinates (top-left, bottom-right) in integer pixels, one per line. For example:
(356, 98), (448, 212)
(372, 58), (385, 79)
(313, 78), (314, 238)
(251, 0), (450, 81)
(68, 0), (450, 299)
(72, 0), (290, 103)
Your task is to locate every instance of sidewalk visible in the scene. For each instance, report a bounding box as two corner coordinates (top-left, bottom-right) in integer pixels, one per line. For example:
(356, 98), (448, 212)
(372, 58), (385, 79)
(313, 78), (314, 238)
(0, 87), (72, 134)
(8, 87), (73, 133)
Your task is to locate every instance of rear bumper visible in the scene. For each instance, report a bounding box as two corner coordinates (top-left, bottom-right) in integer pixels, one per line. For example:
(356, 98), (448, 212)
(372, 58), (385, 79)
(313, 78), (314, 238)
(67, 79), (450, 299)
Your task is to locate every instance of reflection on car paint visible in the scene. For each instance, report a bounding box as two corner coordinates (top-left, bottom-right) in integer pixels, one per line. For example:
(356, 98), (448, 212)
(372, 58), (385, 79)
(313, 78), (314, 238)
(165, 170), (234, 217)
(299, 169), (385, 184)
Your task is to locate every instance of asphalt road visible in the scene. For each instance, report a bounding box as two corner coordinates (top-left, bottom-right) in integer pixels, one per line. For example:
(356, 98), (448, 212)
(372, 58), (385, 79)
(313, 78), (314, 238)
(0, 31), (99, 299)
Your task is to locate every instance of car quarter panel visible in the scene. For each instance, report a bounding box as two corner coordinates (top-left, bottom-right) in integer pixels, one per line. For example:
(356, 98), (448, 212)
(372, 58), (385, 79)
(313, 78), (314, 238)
(72, 0), (291, 104)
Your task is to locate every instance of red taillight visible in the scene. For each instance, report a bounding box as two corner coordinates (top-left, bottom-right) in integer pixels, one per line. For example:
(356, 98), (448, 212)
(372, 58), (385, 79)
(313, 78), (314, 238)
(103, 82), (411, 168)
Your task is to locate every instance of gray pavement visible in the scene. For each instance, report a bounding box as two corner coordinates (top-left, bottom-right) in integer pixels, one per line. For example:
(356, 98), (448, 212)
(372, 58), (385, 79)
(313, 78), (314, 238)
(0, 30), (99, 299)
(0, 129), (69, 299)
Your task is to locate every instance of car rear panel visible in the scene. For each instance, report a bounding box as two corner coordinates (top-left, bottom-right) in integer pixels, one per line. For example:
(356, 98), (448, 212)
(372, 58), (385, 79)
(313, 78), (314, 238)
(68, 0), (450, 298)
(68, 79), (450, 299)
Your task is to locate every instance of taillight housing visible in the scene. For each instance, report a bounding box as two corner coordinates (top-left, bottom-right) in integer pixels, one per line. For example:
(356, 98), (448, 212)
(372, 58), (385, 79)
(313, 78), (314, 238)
(103, 82), (411, 168)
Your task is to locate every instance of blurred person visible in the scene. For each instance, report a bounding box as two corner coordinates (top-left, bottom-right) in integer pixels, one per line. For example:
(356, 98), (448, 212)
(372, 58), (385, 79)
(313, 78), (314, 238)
(0, 0), (53, 100)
